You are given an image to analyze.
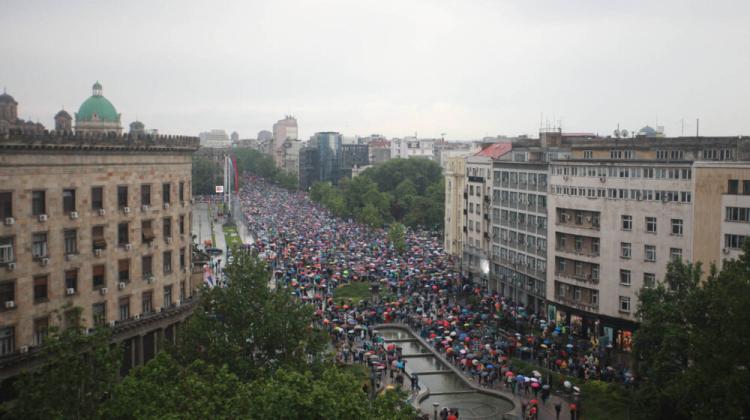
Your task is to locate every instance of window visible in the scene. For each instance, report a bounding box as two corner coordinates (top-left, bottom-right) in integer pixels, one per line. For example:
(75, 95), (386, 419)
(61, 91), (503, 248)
(744, 180), (750, 195)
(621, 215), (632, 231)
(0, 237), (14, 263)
(728, 179), (739, 194)
(725, 234), (746, 249)
(92, 302), (106, 326)
(164, 285), (173, 307)
(726, 207), (750, 223)
(179, 215), (185, 235)
(92, 225), (106, 251)
(557, 259), (566, 273)
(65, 269), (78, 292)
(141, 185), (152, 207)
(91, 187), (104, 210)
(574, 236), (583, 252)
(0, 192), (12, 219)
(670, 248), (683, 262)
(32, 232), (48, 258)
(591, 266), (599, 280)
(575, 211), (583, 225)
(621, 242), (631, 259)
(644, 273), (656, 288)
(574, 261), (584, 276)
(591, 290), (598, 305)
(620, 270), (631, 286)
(33, 317), (48, 346)
(62, 229), (77, 255)
(142, 220), (155, 243)
(0, 327), (15, 356)
(583, 150), (592, 159)
(180, 281), (186, 303)
(163, 251), (172, 274)
(179, 182), (185, 202)
(118, 222), (129, 246)
(645, 245), (656, 262)
(180, 247), (186, 270)
(671, 219), (684, 235)
(92, 265), (106, 290)
(592, 238), (600, 255)
(163, 218), (172, 239)
(119, 297), (130, 321)
(32, 190), (46, 215)
(142, 255), (153, 278)
(142, 291), (153, 314)
(645, 217), (657, 233)
(162, 183), (171, 204)
(0, 281), (14, 307)
(574, 288), (581, 301)
(118, 259), (130, 282)
(117, 186), (128, 209)
(619, 296), (631, 312)
(62, 189), (76, 213)
(33, 275), (48, 303)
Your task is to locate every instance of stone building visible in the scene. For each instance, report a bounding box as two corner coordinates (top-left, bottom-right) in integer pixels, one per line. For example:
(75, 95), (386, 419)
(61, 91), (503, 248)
(0, 90), (45, 135)
(0, 130), (200, 382)
(74, 82), (123, 135)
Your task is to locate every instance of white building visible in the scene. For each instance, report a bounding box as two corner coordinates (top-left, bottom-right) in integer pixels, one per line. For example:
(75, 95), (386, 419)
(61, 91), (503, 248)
(199, 129), (230, 148)
(272, 116), (298, 168)
(391, 137), (437, 160)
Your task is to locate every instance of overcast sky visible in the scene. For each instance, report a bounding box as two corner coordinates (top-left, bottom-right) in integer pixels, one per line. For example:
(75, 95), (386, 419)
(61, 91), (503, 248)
(2, 0), (749, 139)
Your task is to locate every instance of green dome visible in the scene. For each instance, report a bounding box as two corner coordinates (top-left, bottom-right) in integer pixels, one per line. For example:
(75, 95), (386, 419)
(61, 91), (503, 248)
(76, 82), (119, 123)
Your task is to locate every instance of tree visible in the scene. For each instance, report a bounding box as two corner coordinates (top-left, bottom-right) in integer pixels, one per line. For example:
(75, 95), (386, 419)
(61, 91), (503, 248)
(634, 241), (750, 419)
(101, 352), (253, 420)
(175, 251), (327, 381)
(192, 156), (221, 195)
(388, 223), (407, 254)
(8, 308), (121, 420)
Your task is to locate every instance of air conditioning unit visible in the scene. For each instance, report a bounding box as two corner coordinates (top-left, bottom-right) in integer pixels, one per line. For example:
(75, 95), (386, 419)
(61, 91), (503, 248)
(98, 208), (106, 216)
(70, 211), (79, 219)
(163, 203), (170, 210)
(109, 320), (117, 327)
(141, 205), (149, 212)
(723, 248), (730, 255)
(118, 282), (126, 290)
(95, 249), (103, 257)
(166, 237), (173, 244)
(4, 217), (14, 226)
(100, 287), (108, 295)
(123, 207), (131, 214)
(38, 214), (48, 222)
(124, 243), (132, 251)
(6, 262), (15, 271)
(585, 216), (592, 223)
(66, 288), (76, 296)
(66, 254), (75, 261)
(41, 257), (49, 266)
(134, 314), (141, 320)
(147, 276), (155, 284)
(4, 300), (15, 309)
(20, 346), (28, 354)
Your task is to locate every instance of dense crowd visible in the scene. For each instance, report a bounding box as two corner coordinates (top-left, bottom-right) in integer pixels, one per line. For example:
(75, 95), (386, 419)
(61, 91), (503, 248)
(238, 175), (634, 418)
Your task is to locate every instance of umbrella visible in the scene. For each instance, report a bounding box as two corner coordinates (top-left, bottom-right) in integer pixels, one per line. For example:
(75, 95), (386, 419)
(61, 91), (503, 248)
(566, 344), (574, 349)
(540, 344), (548, 349)
(486, 364), (494, 369)
(516, 375), (526, 382)
(532, 370), (542, 377)
(347, 319), (357, 325)
(530, 378), (538, 383)
(564, 380), (572, 388)
(573, 386), (581, 393)
(505, 371), (514, 377)
(531, 382), (540, 389)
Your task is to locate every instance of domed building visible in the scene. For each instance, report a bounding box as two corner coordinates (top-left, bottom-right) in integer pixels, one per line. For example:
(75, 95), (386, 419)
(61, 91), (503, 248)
(74, 81), (122, 135)
(54, 109), (72, 132)
(0, 89), (46, 134)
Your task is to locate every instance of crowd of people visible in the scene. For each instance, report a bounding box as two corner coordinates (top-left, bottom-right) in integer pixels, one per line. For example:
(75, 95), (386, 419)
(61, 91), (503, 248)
(237, 175), (634, 419)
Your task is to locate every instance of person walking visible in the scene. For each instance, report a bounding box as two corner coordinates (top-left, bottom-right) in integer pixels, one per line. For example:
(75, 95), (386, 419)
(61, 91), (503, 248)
(569, 402), (577, 420)
(554, 401), (562, 420)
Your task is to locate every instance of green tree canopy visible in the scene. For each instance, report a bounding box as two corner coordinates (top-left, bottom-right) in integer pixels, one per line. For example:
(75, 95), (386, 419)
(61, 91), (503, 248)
(634, 242), (750, 419)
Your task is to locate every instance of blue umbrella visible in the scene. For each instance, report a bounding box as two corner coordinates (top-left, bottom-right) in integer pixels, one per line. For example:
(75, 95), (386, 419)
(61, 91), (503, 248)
(486, 364), (494, 369)
(516, 375), (525, 382)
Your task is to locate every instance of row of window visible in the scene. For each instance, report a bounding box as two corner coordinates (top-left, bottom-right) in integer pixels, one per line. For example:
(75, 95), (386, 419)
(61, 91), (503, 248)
(494, 171), (548, 188)
(726, 207), (750, 222)
(0, 216), (188, 263)
(551, 185), (693, 203)
(618, 215), (684, 235)
(0, 282), (185, 355)
(0, 250), (187, 306)
(556, 282), (599, 306)
(556, 234), (600, 255)
(0, 182), (188, 219)
(495, 264), (546, 296)
(494, 191), (548, 211)
(553, 165), (692, 180)
(619, 242), (683, 262)
(727, 179), (750, 195)
(498, 210), (549, 231)
(497, 228), (548, 252)
(495, 247), (547, 275)
(725, 234), (747, 249)
(617, 270), (658, 289)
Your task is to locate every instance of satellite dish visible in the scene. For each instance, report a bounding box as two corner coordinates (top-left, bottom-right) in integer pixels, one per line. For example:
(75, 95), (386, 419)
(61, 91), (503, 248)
(621, 129), (629, 138)
(613, 129), (620, 138)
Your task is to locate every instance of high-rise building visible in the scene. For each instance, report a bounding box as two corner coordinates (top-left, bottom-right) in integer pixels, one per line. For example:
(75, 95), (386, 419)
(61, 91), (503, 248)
(272, 116), (298, 168)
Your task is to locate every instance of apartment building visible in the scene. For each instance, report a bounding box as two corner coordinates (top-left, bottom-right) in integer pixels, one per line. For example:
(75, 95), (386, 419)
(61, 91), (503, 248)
(0, 130), (199, 380)
(444, 157), (466, 258)
(547, 136), (750, 350)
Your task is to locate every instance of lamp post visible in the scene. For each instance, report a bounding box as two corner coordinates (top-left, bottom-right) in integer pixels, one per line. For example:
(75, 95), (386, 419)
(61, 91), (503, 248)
(432, 402), (440, 419)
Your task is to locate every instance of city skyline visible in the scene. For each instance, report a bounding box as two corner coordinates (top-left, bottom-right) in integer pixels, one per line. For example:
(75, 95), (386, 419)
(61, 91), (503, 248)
(2, 0), (749, 139)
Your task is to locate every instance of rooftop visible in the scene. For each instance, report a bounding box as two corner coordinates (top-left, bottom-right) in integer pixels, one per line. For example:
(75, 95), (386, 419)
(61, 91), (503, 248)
(475, 142), (512, 160)
(0, 129), (200, 152)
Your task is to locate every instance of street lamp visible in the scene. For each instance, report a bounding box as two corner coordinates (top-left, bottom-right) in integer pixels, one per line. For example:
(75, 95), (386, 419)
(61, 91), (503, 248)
(432, 402), (440, 419)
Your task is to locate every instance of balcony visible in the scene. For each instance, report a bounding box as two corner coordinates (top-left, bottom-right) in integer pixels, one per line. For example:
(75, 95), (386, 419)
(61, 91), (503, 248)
(495, 256), (546, 279)
(555, 271), (599, 285)
(555, 246), (600, 259)
(554, 295), (599, 313)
